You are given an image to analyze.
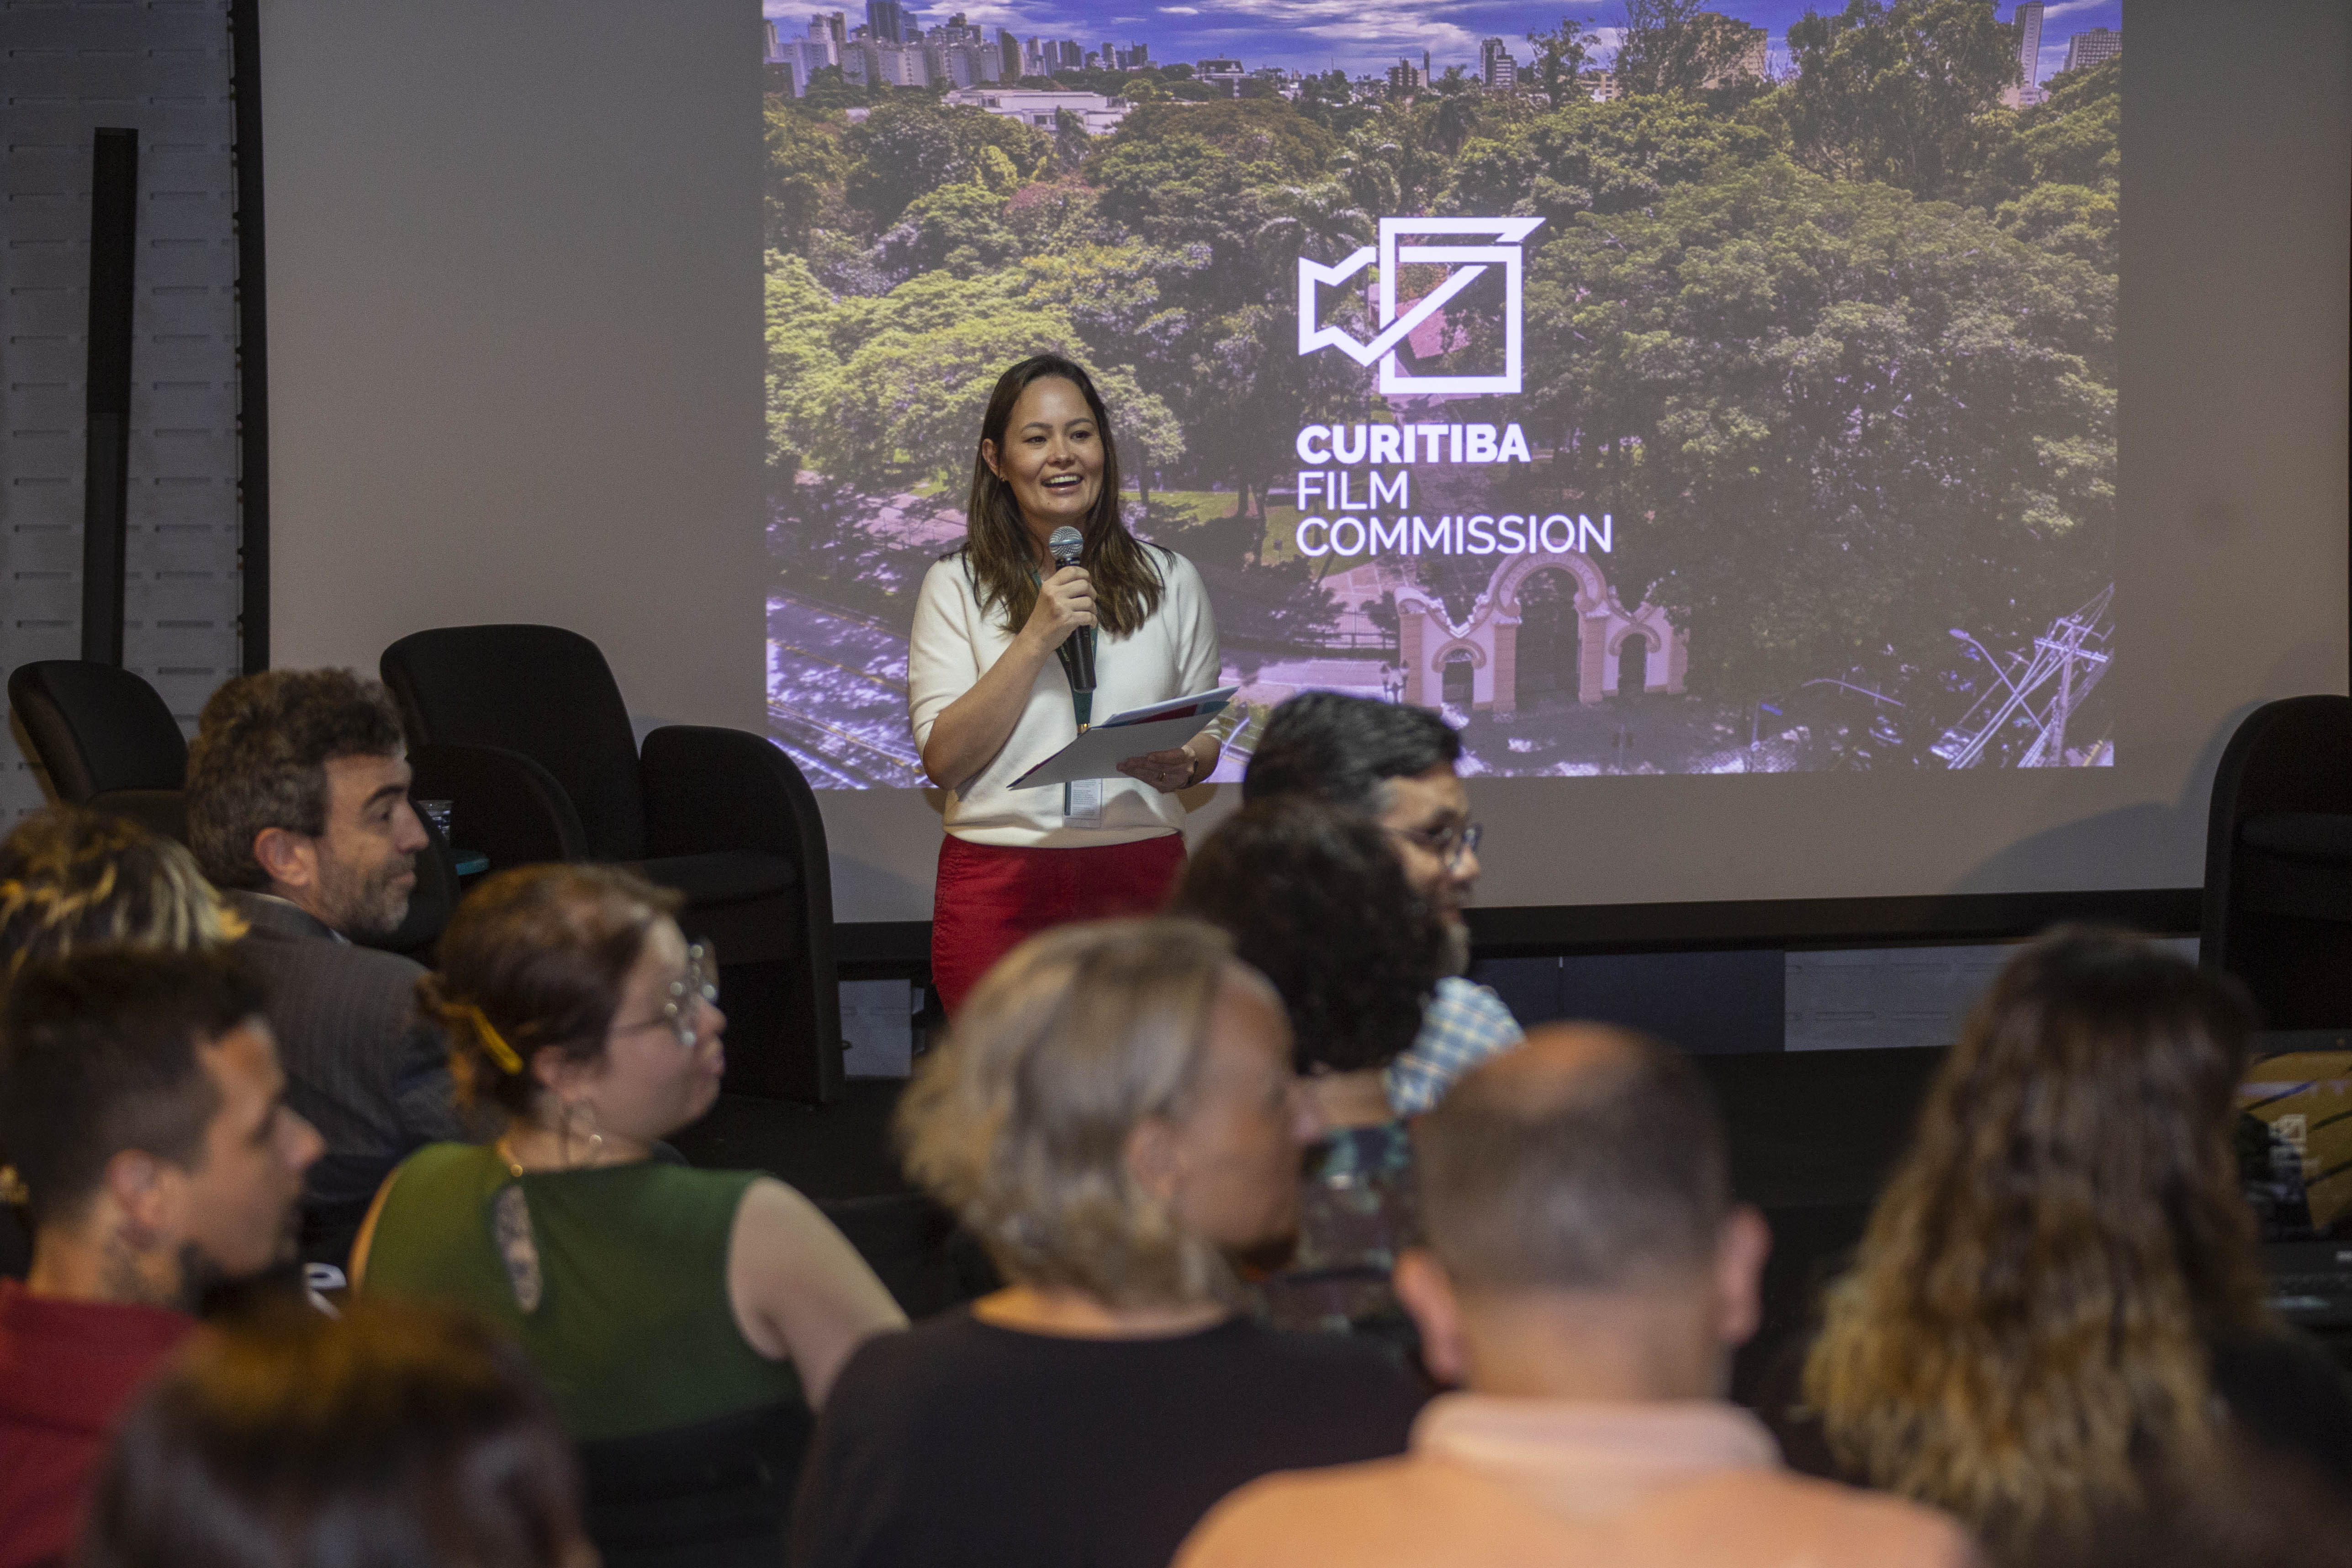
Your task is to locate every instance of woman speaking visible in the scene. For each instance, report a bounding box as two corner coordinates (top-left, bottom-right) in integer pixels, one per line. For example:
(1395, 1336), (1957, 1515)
(909, 354), (1221, 1014)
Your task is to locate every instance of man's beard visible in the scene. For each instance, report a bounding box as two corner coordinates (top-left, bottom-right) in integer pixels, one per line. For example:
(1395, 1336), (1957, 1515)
(101, 1234), (230, 1314)
(1439, 919), (1472, 978)
(322, 854), (415, 939)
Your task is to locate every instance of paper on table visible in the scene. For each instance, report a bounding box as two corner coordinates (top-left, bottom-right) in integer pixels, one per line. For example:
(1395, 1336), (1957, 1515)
(1009, 703), (1230, 790)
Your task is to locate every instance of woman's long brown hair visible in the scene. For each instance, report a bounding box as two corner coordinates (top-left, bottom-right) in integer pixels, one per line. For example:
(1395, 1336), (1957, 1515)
(960, 354), (1164, 638)
(1803, 927), (2270, 1559)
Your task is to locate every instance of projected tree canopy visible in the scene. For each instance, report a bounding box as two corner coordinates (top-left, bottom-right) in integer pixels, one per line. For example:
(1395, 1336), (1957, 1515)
(762, 5), (2119, 786)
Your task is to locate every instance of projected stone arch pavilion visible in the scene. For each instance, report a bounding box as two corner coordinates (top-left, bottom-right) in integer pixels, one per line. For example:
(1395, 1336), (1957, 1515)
(1395, 549), (1686, 715)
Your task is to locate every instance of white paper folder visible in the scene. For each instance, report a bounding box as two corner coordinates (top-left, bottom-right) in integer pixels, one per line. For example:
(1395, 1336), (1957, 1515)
(1008, 686), (1237, 790)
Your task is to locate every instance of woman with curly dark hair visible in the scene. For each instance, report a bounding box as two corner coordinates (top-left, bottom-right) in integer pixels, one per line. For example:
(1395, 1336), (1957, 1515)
(1170, 799), (1453, 1356)
(1792, 927), (2352, 1563)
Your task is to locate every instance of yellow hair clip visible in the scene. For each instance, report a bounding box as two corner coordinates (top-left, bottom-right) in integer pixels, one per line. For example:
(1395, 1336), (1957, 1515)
(460, 1004), (524, 1076)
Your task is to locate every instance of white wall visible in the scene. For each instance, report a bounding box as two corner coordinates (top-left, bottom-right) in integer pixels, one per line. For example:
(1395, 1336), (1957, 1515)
(260, 0), (2349, 923)
(261, 0), (766, 735)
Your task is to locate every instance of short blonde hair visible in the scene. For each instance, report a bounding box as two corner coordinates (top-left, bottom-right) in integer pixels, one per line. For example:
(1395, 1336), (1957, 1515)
(898, 918), (1257, 1308)
(0, 807), (245, 985)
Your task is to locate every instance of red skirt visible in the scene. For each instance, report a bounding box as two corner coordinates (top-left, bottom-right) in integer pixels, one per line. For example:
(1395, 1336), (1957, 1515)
(930, 833), (1187, 1017)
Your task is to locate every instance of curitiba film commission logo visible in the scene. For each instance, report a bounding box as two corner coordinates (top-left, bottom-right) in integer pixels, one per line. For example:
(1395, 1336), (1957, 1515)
(1289, 214), (1613, 564)
(1297, 216), (1543, 395)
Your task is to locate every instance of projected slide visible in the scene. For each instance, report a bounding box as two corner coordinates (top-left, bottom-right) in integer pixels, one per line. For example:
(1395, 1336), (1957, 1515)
(762, 2), (2120, 786)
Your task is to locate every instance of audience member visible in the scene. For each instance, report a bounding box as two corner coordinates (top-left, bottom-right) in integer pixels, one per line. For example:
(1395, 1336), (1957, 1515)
(1242, 692), (1519, 1114)
(0, 950), (322, 1568)
(790, 919), (1424, 1568)
(1177, 1024), (1975, 1568)
(2019, 1432), (2352, 1568)
(1795, 927), (2352, 1563)
(79, 1299), (596, 1568)
(353, 866), (902, 1464)
(0, 808), (248, 1280)
(0, 808), (246, 983)
(1171, 800), (1448, 1352)
(184, 668), (466, 1267)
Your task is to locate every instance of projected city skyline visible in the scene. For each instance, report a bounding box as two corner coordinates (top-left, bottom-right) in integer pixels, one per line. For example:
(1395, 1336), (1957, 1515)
(760, 0), (2122, 84)
(761, 1), (2121, 785)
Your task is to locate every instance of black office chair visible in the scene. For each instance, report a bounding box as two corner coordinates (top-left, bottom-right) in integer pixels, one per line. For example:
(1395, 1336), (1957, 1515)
(7, 659), (190, 840)
(576, 1401), (813, 1568)
(5, 658), (458, 959)
(2201, 695), (2352, 1029)
(380, 625), (843, 1103)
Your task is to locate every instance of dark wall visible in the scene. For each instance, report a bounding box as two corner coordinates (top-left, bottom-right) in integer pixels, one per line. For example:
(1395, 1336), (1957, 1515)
(1470, 950), (1787, 1054)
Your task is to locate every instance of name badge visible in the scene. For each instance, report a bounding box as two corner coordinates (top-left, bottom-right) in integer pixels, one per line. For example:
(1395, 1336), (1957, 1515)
(1064, 777), (1102, 826)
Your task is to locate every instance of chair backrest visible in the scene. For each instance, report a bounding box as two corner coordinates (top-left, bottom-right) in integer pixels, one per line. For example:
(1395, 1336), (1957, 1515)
(2206, 696), (2352, 834)
(6, 660), (188, 802)
(2201, 694), (2352, 998)
(380, 626), (647, 860)
(576, 1399), (813, 1568)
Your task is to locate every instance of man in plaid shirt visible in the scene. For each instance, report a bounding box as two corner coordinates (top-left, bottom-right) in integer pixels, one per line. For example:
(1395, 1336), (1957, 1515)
(1242, 693), (1522, 1116)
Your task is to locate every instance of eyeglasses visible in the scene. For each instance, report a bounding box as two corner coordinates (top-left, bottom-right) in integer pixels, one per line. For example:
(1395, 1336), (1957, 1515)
(616, 941), (719, 1049)
(1386, 821), (1483, 871)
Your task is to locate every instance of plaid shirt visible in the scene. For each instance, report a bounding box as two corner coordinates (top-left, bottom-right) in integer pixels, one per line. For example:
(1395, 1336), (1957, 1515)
(1384, 976), (1525, 1117)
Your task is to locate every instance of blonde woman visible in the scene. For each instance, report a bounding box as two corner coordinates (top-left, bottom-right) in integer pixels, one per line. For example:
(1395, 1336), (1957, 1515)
(1795, 928), (2352, 1562)
(0, 807), (246, 1252)
(789, 919), (1423, 1568)
(0, 807), (244, 982)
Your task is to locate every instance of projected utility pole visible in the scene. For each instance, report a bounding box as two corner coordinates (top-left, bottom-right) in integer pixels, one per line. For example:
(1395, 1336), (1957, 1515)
(1936, 585), (2114, 768)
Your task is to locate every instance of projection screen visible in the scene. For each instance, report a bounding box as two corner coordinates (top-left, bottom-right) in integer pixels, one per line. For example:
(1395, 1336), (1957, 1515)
(261, 0), (2347, 926)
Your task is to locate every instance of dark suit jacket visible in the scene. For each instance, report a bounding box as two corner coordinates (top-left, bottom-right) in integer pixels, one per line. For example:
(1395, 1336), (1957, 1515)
(228, 891), (469, 1267)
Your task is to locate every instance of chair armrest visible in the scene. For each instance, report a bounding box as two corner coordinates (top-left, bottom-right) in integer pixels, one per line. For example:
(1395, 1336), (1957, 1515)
(408, 742), (589, 869)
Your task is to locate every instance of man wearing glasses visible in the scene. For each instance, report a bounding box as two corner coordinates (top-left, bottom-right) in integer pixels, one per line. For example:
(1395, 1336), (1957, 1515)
(1241, 692), (1522, 1115)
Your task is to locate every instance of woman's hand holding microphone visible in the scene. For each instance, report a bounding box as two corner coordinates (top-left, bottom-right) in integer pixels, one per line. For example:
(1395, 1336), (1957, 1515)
(1019, 564), (1211, 794)
(1020, 565), (1094, 654)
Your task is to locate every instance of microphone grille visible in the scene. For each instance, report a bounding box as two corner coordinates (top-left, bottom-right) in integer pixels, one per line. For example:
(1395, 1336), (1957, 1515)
(1047, 526), (1084, 562)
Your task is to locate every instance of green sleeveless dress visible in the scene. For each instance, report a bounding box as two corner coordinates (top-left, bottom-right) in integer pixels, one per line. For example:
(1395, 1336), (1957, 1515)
(363, 1144), (805, 1442)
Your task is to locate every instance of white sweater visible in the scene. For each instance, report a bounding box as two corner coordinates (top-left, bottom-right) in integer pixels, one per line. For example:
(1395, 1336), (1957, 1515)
(907, 546), (1221, 847)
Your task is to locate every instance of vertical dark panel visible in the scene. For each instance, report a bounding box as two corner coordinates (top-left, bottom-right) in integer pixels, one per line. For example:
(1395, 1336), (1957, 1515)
(229, 0), (270, 674)
(80, 127), (137, 667)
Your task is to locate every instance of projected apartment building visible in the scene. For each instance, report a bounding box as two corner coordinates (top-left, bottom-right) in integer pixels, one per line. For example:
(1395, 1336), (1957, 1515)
(2003, 1), (2044, 108)
(2064, 26), (2120, 74)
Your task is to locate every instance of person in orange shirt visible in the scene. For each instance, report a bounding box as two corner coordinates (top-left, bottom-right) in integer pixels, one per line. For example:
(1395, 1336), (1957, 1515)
(1176, 1023), (1977, 1568)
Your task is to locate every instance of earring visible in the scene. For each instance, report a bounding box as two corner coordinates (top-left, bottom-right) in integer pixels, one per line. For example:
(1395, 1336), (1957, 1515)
(556, 1099), (603, 1169)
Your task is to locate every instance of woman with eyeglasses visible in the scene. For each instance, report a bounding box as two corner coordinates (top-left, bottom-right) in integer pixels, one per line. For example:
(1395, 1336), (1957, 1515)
(349, 865), (904, 1565)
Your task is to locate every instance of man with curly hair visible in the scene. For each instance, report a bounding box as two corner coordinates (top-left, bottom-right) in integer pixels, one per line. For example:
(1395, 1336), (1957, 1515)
(1242, 692), (1522, 1117)
(184, 669), (465, 1269)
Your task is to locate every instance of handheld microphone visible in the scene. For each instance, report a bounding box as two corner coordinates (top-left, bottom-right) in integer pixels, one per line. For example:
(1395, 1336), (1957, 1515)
(1046, 525), (1097, 703)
